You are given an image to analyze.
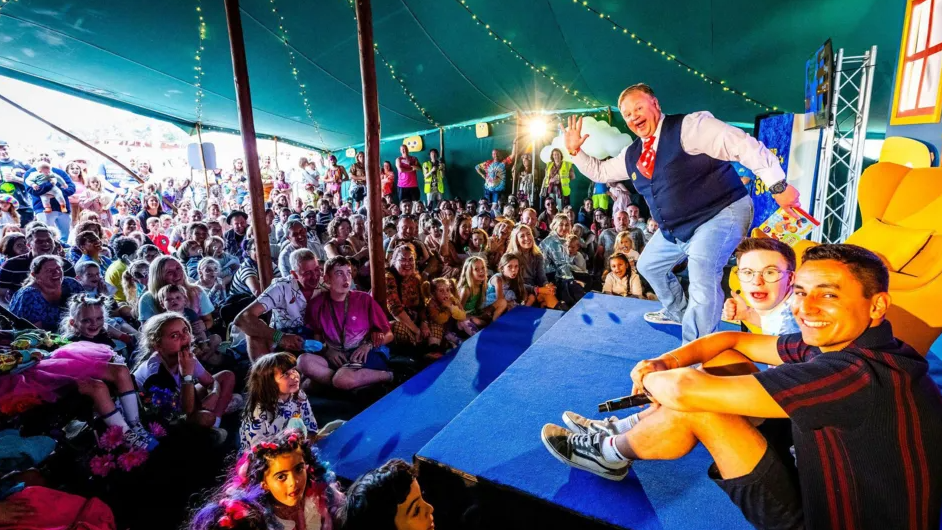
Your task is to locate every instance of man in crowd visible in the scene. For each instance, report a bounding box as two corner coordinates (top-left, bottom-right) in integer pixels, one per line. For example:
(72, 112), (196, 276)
(0, 225), (75, 304)
(542, 244), (942, 529)
(236, 248), (323, 361)
(384, 215), (432, 273)
(596, 209), (631, 266)
(278, 220), (326, 278)
(0, 140), (35, 226)
(475, 138), (519, 205)
(422, 148), (446, 210)
(626, 204), (647, 230)
(565, 83), (800, 342)
(224, 210), (249, 255)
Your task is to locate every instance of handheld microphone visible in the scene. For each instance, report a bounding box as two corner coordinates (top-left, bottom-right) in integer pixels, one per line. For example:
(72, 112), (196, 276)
(598, 393), (652, 413)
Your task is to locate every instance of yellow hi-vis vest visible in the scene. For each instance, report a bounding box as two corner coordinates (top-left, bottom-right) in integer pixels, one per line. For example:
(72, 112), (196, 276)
(422, 160), (446, 194)
(544, 161), (572, 196)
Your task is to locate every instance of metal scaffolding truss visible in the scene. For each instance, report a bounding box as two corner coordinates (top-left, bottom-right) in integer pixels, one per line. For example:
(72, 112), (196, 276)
(811, 45), (878, 244)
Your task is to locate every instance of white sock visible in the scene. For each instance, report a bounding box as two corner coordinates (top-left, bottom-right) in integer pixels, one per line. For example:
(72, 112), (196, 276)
(213, 416), (222, 428)
(102, 408), (129, 432)
(118, 391), (140, 425)
(600, 436), (630, 462)
(613, 413), (642, 434)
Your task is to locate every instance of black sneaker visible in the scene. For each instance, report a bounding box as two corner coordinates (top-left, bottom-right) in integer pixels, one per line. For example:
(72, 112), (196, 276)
(562, 411), (619, 436)
(540, 424), (630, 481)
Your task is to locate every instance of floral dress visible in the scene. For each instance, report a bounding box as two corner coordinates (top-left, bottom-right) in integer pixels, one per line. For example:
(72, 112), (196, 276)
(239, 391), (319, 451)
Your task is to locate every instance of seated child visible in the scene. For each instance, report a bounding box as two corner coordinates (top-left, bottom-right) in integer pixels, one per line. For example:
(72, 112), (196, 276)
(146, 216), (171, 254)
(458, 256), (507, 333)
(132, 313), (235, 437)
(226, 430), (343, 530)
(177, 240), (204, 282)
(602, 253), (643, 298)
(189, 489), (272, 530)
(239, 352), (318, 452)
(339, 459), (435, 530)
(61, 293), (136, 356)
(465, 228), (489, 263)
(158, 284), (223, 367)
(565, 234), (588, 275)
(315, 198), (334, 238)
(722, 237), (800, 335)
(486, 253), (534, 312)
(423, 277), (469, 349)
(26, 161), (67, 213)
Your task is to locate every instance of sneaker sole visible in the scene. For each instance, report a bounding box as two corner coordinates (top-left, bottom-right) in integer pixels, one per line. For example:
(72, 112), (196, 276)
(540, 427), (628, 481)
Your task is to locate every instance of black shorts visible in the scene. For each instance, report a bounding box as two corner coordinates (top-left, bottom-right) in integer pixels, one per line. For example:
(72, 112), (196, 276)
(351, 184), (367, 202)
(399, 187), (420, 203)
(710, 419), (804, 530)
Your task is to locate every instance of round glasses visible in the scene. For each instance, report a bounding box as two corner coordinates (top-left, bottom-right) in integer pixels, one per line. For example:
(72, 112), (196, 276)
(736, 267), (792, 284)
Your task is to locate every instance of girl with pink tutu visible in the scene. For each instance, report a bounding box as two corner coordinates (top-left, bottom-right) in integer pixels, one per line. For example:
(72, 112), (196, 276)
(0, 299), (157, 450)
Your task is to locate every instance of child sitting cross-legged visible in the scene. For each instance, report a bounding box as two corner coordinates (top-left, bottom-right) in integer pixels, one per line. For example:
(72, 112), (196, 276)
(239, 352), (319, 452)
(422, 277), (470, 350)
(458, 256), (507, 334)
(487, 252), (535, 313)
(158, 284), (224, 368)
(602, 253), (643, 298)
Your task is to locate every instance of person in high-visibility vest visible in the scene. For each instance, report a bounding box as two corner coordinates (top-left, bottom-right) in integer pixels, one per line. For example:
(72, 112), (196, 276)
(421, 148), (446, 210)
(541, 148), (572, 209)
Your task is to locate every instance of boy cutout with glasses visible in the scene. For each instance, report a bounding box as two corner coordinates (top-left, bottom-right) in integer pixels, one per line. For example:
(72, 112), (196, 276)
(723, 238), (800, 336)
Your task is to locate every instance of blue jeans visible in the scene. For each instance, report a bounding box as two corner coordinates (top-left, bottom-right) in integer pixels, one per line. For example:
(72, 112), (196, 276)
(40, 211), (71, 242)
(483, 189), (501, 204)
(637, 195), (753, 343)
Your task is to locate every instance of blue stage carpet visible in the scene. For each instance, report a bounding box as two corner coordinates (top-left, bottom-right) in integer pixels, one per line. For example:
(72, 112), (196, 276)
(417, 294), (752, 529)
(317, 305), (562, 481)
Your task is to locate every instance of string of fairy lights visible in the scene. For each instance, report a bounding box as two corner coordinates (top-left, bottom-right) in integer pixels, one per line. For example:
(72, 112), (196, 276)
(0, 0), (17, 14)
(345, 0), (439, 127)
(570, 0), (779, 112)
(193, 0), (206, 123)
(269, 0), (326, 146)
(453, 0), (599, 108)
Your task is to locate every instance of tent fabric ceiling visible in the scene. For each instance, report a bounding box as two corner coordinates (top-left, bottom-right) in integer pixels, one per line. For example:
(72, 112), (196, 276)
(0, 0), (905, 151)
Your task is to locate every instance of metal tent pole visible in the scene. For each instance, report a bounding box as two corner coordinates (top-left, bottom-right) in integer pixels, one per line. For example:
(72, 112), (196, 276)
(353, 0), (386, 307)
(223, 0), (273, 289)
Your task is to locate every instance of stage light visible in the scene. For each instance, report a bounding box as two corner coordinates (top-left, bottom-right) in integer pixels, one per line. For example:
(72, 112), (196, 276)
(529, 117), (548, 138)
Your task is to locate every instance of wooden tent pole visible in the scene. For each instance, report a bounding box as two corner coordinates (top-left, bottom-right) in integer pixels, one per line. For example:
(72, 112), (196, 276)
(223, 0), (273, 289)
(0, 91), (176, 212)
(196, 123), (212, 208)
(353, 0), (386, 307)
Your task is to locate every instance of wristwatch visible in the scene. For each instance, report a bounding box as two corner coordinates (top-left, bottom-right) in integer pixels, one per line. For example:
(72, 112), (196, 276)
(182, 374), (195, 385)
(768, 180), (788, 195)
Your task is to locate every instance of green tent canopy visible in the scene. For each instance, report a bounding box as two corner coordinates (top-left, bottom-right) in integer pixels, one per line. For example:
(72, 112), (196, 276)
(0, 0), (904, 151)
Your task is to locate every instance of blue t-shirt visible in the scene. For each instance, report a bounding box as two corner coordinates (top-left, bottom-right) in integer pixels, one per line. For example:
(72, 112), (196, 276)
(593, 182), (607, 196)
(9, 277), (84, 332)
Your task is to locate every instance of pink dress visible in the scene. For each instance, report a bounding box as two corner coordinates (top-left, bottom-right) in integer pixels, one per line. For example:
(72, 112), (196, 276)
(0, 342), (114, 415)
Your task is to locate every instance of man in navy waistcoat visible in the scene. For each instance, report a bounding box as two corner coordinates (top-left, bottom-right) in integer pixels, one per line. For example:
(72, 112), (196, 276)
(565, 84), (801, 342)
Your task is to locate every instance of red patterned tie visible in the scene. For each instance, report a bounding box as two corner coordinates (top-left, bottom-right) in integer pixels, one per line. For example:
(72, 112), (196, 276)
(638, 135), (656, 179)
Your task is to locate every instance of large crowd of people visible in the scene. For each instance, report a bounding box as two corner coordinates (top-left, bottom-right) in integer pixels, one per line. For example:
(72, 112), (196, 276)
(0, 81), (940, 530)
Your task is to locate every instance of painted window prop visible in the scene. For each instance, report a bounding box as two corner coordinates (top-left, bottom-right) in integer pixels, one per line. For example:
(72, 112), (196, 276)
(891, 0), (942, 125)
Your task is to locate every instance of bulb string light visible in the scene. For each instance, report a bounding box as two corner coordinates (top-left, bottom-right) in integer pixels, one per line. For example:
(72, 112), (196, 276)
(345, 0), (438, 127)
(0, 0), (19, 15)
(269, 0), (326, 146)
(193, 0), (206, 123)
(572, 0), (779, 112)
(454, 0), (598, 108)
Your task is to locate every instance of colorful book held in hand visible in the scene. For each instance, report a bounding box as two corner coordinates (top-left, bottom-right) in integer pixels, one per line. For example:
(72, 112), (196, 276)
(757, 206), (820, 246)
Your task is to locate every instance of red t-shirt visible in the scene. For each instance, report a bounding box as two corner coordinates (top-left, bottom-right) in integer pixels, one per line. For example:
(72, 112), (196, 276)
(150, 233), (170, 254)
(306, 291), (390, 352)
(381, 171), (395, 196)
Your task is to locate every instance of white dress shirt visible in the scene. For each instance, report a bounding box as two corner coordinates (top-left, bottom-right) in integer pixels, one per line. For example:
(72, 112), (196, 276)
(573, 112), (786, 186)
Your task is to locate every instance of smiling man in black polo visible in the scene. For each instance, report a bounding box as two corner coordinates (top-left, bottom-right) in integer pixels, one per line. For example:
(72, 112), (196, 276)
(543, 244), (942, 529)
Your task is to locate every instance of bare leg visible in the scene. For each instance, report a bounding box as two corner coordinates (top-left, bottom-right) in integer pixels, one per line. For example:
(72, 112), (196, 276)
(101, 363), (135, 394)
(203, 370), (235, 418)
(247, 336), (274, 362)
(491, 298), (509, 320)
(332, 367), (393, 390)
(298, 353), (335, 386)
(75, 379), (117, 417)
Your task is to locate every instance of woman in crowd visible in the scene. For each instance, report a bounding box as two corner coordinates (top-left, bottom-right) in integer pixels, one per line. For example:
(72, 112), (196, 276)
(230, 238), (261, 297)
(439, 213), (472, 280)
(541, 148), (572, 208)
(385, 245), (434, 348)
(381, 160), (396, 202)
(323, 217), (367, 264)
(540, 213), (584, 306)
(487, 218), (514, 272)
(65, 160), (86, 223)
(323, 156), (347, 208)
(137, 193), (164, 227)
(506, 224), (558, 309)
(79, 175), (115, 230)
(138, 255), (215, 328)
(0, 232), (27, 266)
(121, 259), (150, 323)
(348, 151), (367, 210)
(10, 255), (85, 331)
